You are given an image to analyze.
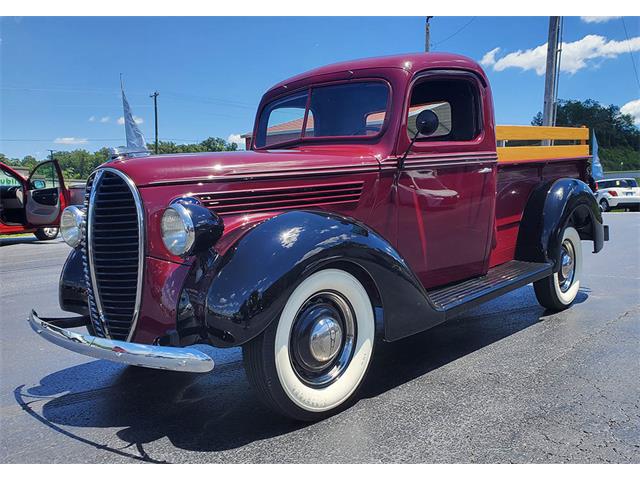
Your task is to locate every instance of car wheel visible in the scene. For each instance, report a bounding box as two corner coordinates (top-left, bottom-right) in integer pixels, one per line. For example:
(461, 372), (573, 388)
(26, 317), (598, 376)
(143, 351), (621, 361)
(34, 227), (59, 241)
(243, 268), (375, 421)
(534, 226), (582, 311)
(599, 198), (609, 212)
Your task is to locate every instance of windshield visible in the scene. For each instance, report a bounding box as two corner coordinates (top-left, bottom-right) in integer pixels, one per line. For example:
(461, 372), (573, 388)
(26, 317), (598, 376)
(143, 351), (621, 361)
(255, 81), (390, 148)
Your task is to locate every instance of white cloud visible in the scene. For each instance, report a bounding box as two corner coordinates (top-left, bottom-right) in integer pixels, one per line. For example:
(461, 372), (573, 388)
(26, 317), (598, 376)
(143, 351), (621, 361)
(117, 116), (143, 125)
(580, 16), (621, 24)
(227, 133), (246, 150)
(480, 34), (640, 75)
(479, 47), (501, 67)
(100, 116), (110, 123)
(88, 116), (96, 122)
(621, 99), (640, 125)
(54, 137), (88, 145)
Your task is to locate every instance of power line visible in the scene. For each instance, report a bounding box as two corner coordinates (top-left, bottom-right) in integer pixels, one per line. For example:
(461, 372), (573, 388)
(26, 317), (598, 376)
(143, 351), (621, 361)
(1, 85), (256, 109)
(0, 138), (123, 142)
(621, 17), (640, 90)
(432, 17), (476, 48)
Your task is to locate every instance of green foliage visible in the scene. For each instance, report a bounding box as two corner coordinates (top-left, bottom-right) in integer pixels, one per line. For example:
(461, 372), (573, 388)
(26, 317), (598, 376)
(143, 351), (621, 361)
(532, 99), (640, 171)
(149, 137), (237, 155)
(1, 137), (238, 180)
(598, 146), (640, 171)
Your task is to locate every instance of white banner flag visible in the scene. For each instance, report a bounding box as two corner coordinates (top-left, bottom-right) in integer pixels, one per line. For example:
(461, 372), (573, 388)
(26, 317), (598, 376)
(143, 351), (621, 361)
(121, 78), (148, 152)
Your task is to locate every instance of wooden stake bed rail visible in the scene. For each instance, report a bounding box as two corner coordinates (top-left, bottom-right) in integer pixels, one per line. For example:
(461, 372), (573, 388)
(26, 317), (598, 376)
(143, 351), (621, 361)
(496, 125), (590, 163)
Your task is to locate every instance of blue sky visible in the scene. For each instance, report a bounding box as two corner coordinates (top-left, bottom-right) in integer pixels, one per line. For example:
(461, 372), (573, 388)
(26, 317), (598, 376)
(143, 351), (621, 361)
(1, 16), (638, 159)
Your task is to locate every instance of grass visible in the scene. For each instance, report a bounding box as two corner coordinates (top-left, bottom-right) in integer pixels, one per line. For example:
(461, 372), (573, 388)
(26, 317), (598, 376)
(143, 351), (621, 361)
(0, 233), (34, 238)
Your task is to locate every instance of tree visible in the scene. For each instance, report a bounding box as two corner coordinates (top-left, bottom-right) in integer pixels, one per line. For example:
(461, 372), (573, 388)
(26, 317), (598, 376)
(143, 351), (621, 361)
(0, 136), (239, 180)
(532, 99), (640, 171)
(149, 137), (237, 155)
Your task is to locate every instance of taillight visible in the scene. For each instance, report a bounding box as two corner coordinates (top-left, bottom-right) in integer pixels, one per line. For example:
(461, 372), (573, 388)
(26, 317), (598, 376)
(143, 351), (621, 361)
(609, 190), (618, 197)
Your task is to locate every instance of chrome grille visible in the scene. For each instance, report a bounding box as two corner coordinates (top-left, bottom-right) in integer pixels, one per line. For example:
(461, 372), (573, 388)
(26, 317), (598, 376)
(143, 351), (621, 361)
(83, 168), (144, 341)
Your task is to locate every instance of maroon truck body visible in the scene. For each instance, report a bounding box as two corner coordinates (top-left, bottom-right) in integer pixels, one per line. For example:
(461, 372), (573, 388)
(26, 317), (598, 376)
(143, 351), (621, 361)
(31, 53), (606, 420)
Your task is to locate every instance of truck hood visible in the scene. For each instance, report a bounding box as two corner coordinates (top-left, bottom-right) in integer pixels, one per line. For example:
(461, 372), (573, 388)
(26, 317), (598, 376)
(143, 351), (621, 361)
(103, 147), (383, 187)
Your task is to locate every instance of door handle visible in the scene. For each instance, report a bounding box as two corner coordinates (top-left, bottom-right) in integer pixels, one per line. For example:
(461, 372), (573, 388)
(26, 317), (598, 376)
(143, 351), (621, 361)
(477, 167), (493, 174)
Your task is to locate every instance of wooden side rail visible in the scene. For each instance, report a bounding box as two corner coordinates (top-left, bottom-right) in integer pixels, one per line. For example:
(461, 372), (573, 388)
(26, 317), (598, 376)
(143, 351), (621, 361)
(496, 125), (590, 163)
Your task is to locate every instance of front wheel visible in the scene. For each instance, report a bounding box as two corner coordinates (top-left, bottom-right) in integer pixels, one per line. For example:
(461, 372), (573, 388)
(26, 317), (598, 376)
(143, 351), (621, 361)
(534, 226), (582, 311)
(34, 227), (59, 240)
(243, 268), (375, 421)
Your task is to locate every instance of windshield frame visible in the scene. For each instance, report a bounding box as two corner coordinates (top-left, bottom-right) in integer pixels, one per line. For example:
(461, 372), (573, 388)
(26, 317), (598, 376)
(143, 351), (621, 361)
(253, 78), (393, 150)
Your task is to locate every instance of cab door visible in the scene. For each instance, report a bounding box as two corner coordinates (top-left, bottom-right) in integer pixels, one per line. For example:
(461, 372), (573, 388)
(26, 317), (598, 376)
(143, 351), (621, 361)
(0, 163), (28, 233)
(394, 71), (497, 290)
(25, 160), (68, 226)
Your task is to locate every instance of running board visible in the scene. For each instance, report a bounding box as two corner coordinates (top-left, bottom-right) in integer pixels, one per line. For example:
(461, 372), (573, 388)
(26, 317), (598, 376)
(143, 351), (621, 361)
(427, 260), (552, 318)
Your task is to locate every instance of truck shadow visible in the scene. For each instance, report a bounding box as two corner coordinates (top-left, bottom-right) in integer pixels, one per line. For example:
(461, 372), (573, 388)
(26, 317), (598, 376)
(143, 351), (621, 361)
(15, 286), (588, 461)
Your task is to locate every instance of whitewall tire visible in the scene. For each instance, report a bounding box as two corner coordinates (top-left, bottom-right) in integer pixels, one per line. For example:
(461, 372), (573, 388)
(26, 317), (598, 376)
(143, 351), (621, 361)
(243, 268), (375, 421)
(534, 226), (582, 311)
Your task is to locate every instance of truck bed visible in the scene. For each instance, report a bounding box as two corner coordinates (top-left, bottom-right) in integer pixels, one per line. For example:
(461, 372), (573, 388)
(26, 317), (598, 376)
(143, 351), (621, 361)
(490, 125), (591, 267)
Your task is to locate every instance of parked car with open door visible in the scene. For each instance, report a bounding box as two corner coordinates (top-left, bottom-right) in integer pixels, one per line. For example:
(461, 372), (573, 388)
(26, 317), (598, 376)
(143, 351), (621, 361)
(0, 161), (69, 240)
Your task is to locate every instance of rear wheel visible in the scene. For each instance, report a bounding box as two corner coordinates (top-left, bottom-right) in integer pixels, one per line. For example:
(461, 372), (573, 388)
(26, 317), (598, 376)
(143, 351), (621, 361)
(599, 198), (610, 212)
(34, 227), (59, 240)
(243, 268), (375, 421)
(534, 226), (582, 311)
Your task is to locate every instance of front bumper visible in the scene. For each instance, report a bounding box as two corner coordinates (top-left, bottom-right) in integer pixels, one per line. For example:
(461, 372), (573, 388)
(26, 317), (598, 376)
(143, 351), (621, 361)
(28, 310), (214, 373)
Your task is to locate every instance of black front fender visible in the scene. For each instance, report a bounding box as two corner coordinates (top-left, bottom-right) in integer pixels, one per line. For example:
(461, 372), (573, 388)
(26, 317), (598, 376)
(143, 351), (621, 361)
(516, 178), (605, 271)
(180, 210), (442, 348)
(59, 247), (89, 316)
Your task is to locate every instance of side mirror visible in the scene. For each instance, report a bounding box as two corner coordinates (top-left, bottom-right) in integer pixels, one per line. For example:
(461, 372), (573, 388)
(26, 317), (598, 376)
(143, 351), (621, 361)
(31, 179), (46, 190)
(397, 109), (442, 172)
(415, 109), (440, 137)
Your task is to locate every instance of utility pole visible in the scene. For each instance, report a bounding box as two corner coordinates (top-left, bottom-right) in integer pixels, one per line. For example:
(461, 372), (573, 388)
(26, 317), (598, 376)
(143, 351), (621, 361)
(542, 16), (561, 128)
(47, 149), (55, 161)
(150, 91), (159, 154)
(425, 16), (433, 52)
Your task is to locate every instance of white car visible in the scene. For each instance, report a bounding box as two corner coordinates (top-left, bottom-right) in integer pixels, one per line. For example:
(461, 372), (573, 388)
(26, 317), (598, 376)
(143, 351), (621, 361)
(594, 178), (640, 212)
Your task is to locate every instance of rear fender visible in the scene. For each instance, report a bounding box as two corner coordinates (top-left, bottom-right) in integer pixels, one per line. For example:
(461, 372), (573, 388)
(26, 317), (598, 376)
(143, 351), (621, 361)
(516, 178), (604, 272)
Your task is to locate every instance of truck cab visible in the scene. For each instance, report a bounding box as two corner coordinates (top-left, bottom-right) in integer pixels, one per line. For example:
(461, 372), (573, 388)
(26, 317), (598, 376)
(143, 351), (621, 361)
(29, 53), (607, 421)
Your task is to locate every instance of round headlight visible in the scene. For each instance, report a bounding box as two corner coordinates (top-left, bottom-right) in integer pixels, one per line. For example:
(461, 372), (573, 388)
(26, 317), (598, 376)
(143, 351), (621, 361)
(60, 206), (85, 248)
(161, 203), (195, 256)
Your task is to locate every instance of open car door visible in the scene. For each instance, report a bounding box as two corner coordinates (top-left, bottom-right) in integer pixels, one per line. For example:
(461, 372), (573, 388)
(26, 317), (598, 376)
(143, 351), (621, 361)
(25, 160), (68, 227)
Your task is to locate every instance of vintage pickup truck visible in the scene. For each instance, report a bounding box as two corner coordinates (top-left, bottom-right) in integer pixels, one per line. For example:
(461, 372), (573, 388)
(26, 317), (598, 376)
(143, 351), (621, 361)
(29, 53), (608, 421)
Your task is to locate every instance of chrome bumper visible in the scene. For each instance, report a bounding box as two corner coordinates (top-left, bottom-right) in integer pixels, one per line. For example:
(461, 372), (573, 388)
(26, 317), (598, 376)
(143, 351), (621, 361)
(28, 310), (214, 373)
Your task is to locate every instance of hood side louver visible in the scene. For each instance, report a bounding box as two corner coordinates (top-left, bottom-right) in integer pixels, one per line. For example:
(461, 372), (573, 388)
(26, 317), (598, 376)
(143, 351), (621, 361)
(195, 181), (364, 216)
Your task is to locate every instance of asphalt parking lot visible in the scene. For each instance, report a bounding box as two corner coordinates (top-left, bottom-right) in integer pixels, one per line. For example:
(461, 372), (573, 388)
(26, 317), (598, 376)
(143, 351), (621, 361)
(0, 212), (638, 463)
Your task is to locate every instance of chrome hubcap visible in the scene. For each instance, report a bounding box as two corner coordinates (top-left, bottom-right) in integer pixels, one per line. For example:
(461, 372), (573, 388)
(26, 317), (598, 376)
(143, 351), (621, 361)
(309, 317), (343, 363)
(290, 291), (356, 388)
(558, 239), (575, 293)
